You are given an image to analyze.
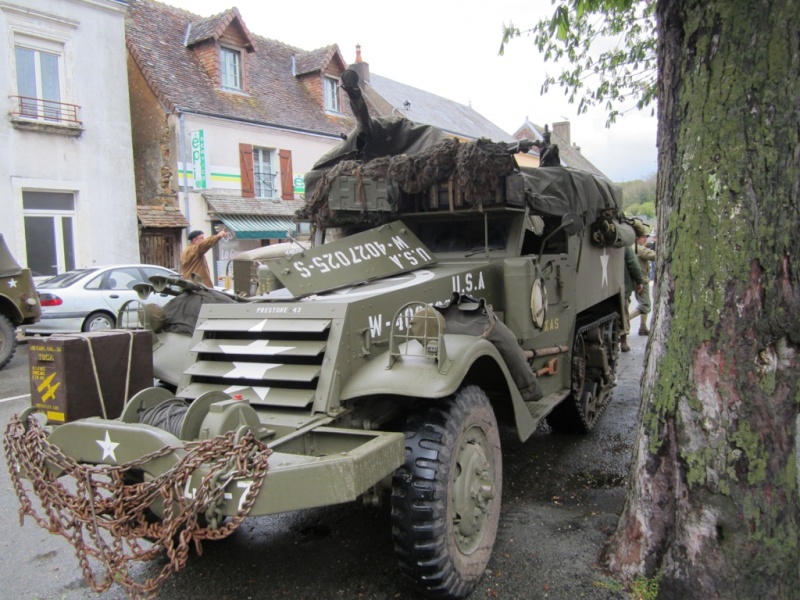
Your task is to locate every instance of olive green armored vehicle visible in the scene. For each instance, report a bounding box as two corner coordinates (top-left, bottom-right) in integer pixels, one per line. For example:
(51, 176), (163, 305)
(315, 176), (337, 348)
(6, 70), (635, 599)
(0, 234), (41, 369)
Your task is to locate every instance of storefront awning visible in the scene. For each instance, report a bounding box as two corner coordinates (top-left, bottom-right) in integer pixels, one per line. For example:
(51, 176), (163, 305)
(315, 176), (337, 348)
(217, 215), (297, 239)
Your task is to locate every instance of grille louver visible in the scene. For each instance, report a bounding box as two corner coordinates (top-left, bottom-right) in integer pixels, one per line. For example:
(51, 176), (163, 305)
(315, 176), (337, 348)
(180, 318), (331, 409)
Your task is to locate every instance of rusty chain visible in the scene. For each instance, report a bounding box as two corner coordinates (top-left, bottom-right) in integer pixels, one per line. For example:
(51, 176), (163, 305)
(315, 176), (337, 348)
(3, 413), (271, 599)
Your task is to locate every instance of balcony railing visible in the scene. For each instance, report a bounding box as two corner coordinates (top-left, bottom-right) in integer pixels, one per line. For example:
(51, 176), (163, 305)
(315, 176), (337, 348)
(255, 171), (277, 199)
(9, 95), (81, 124)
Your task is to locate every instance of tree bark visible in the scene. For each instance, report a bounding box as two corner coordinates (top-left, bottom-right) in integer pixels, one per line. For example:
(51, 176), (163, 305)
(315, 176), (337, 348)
(605, 0), (800, 597)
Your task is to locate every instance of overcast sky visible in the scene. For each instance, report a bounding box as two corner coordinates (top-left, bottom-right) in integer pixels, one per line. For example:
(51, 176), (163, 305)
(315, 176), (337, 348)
(160, 0), (658, 183)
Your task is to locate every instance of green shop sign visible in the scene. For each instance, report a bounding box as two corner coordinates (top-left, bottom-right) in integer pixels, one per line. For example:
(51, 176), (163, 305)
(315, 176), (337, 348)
(191, 130), (208, 189)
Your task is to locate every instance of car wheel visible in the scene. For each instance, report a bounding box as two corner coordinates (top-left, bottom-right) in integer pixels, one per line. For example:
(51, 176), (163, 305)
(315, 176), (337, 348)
(391, 386), (502, 599)
(82, 311), (115, 332)
(0, 314), (18, 370)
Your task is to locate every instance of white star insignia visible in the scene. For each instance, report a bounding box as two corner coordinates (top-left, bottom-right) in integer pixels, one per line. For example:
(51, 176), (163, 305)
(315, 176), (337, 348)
(600, 249), (609, 287)
(226, 362), (279, 379)
(219, 340), (294, 355)
(7, 278), (17, 288)
(96, 430), (119, 461)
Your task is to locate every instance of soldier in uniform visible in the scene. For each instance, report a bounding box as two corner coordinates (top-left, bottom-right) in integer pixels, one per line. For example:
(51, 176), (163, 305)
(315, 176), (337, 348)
(180, 226), (231, 287)
(621, 243), (645, 352)
(629, 219), (656, 336)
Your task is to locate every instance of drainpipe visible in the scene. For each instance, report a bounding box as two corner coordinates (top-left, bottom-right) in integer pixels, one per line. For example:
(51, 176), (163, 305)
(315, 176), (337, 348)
(178, 109), (191, 229)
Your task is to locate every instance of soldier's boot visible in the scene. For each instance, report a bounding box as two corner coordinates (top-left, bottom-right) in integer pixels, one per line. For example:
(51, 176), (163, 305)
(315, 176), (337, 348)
(639, 318), (650, 336)
(620, 334), (631, 353)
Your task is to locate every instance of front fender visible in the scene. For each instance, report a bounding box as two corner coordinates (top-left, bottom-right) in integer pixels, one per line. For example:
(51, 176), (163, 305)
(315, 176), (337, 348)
(340, 334), (538, 436)
(0, 295), (23, 325)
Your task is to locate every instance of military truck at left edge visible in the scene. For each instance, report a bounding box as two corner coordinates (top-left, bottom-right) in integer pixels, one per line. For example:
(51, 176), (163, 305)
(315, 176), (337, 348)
(5, 70), (636, 599)
(0, 234), (40, 369)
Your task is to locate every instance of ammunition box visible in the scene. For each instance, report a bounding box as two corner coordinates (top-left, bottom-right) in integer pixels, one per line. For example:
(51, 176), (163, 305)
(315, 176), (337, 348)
(328, 176), (391, 212)
(28, 331), (154, 424)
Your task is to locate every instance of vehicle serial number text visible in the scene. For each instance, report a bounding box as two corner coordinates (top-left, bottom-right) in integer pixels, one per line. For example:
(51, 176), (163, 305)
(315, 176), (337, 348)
(290, 236), (432, 278)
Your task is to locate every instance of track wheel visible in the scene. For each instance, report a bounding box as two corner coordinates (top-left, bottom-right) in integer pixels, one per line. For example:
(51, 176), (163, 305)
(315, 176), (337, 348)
(391, 386), (502, 599)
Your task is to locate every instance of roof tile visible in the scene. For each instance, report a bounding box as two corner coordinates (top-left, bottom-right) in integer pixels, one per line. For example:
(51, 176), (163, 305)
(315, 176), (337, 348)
(127, 0), (353, 136)
(204, 193), (305, 216)
(137, 204), (190, 228)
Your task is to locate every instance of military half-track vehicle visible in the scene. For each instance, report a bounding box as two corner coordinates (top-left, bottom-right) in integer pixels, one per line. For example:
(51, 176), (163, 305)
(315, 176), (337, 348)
(5, 70), (636, 599)
(0, 234), (41, 369)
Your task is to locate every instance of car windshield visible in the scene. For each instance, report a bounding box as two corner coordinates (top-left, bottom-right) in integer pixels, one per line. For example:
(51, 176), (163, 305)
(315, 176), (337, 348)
(40, 269), (98, 289)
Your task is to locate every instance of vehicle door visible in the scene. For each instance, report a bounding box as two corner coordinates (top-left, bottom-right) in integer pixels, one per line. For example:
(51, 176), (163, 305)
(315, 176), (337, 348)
(91, 267), (144, 317)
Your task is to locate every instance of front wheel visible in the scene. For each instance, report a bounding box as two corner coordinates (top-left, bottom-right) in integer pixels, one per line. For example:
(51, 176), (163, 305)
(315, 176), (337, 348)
(391, 386), (502, 599)
(82, 311), (115, 332)
(0, 314), (18, 370)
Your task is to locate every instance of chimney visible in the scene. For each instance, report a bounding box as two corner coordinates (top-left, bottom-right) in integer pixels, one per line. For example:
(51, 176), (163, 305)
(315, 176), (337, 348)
(350, 44), (370, 83)
(552, 121), (571, 147)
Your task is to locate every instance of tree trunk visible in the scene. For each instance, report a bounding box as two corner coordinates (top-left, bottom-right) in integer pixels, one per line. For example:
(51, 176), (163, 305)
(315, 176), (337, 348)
(605, 0), (800, 597)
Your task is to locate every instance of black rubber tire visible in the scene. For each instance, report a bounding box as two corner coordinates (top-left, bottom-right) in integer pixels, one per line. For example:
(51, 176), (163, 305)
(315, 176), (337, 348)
(391, 386), (502, 599)
(0, 314), (17, 370)
(82, 311), (115, 332)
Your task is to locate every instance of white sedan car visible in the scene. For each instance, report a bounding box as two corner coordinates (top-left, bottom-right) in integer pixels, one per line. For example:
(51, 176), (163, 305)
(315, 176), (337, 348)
(23, 264), (177, 335)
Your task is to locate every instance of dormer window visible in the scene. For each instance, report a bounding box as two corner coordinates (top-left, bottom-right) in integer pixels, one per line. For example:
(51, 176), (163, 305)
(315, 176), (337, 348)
(324, 76), (339, 112)
(220, 46), (242, 90)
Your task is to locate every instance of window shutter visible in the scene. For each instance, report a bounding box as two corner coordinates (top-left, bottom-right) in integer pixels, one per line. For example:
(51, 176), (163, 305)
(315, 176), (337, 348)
(239, 143), (254, 198)
(279, 149), (294, 200)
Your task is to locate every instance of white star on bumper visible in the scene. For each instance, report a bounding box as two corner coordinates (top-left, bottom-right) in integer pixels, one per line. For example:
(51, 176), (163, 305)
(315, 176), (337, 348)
(96, 431), (119, 461)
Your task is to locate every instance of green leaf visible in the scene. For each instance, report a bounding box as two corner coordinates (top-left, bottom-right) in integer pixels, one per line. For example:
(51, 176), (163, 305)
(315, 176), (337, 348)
(500, 0), (657, 127)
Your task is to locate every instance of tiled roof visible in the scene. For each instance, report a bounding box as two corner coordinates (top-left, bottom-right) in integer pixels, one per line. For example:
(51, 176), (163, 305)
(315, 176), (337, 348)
(126, 0), (353, 137)
(295, 46), (345, 76)
(513, 119), (608, 179)
(184, 7), (256, 51)
(204, 193), (305, 216)
(137, 204), (190, 228)
(364, 74), (516, 143)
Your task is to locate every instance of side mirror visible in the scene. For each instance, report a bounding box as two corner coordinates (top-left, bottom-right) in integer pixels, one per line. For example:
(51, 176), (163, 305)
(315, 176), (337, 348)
(537, 212), (583, 264)
(561, 212), (582, 236)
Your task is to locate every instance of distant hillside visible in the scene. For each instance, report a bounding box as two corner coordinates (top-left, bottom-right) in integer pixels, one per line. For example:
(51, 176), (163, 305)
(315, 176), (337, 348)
(618, 173), (656, 219)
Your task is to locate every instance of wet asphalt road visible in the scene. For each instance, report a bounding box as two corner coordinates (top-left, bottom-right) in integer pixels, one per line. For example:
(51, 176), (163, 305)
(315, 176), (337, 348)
(0, 330), (648, 600)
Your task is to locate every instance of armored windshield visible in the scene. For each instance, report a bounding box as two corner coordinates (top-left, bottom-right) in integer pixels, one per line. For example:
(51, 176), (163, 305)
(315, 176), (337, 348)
(406, 213), (515, 255)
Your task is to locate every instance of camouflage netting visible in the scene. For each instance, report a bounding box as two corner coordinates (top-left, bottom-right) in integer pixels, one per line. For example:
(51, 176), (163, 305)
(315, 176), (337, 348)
(298, 137), (517, 230)
(454, 138), (517, 204)
(389, 137), (460, 194)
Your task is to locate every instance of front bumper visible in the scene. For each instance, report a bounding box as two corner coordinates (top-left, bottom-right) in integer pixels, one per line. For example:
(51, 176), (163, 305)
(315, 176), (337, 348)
(42, 417), (404, 517)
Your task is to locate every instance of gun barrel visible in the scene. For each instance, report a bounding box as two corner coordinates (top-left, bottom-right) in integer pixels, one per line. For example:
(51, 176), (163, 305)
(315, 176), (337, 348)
(341, 69), (372, 139)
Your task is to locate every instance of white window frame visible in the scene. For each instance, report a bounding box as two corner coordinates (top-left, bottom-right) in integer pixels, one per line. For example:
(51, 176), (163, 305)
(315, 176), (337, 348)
(14, 37), (64, 120)
(11, 177), (87, 274)
(3, 5), (77, 123)
(253, 147), (276, 199)
(22, 192), (77, 276)
(324, 76), (340, 112)
(220, 46), (242, 90)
